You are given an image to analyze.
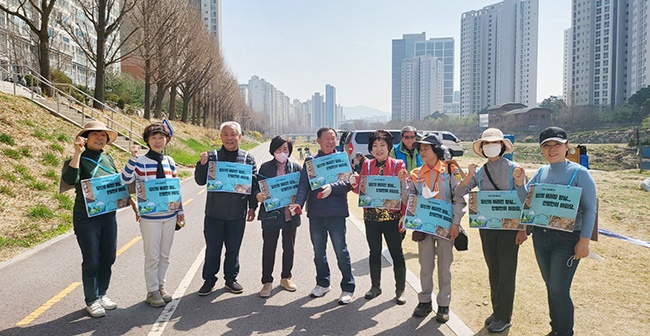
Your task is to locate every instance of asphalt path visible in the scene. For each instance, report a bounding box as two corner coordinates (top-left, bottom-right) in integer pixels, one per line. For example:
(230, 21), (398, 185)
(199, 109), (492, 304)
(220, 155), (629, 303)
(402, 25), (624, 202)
(0, 143), (468, 336)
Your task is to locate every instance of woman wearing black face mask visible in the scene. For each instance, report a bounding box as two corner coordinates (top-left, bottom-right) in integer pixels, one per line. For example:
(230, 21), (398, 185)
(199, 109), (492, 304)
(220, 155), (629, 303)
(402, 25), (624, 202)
(254, 136), (303, 298)
(457, 128), (527, 333)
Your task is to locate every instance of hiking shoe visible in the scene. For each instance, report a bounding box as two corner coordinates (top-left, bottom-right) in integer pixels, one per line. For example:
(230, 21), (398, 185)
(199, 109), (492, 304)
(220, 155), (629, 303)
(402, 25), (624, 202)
(280, 278), (297, 292)
(146, 291), (165, 308)
(85, 300), (106, 318)
(364, 287), (382, 300)
(259, 283), (272, 298)
(485, 314), (494, 326)
(225, 281), (244, 294)
(338, 291), (354, 305)
(412, 302), (433, 317)
(98, 295), (117, 310)
(395, 290), (406, 305)
(159, 287), (172, 303)
(487, 319), (512, 333)
(198, 279), (216, 296)
(310, 285), (331, 298)
(436, 306), (450, 323)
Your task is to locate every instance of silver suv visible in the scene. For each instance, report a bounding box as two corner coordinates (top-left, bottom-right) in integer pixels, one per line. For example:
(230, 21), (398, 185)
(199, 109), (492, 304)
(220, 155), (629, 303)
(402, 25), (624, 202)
(340, 129), (411, 159)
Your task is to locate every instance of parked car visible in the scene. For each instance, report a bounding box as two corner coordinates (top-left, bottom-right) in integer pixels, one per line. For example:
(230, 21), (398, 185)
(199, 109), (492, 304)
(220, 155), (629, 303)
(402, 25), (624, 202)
(340, 129), (414, 159)
(420, 131), (464, 156)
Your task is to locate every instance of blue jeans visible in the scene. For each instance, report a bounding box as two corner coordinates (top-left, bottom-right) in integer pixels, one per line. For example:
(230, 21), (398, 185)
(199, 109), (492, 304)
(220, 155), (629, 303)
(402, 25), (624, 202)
(202, 216), (246, 283)
(73, 211), (117, 305)
(309, 217), (355, 292)
(533, 227), (581, 336)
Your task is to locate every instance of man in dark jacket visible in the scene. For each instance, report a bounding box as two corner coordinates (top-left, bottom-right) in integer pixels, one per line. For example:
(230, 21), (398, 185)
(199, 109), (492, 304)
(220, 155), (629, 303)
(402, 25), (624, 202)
(194, 121), (257, 295)
(291, 127), (355, 305)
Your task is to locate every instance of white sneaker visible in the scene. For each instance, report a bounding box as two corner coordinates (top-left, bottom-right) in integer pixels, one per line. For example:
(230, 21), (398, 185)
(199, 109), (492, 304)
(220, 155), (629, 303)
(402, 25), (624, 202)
(99, 295), (117, 310)
(338, 291), (354, 305)
(146, 291), (165, 308)
(86, 300), (106, 318)
(310, 285), (331, 298)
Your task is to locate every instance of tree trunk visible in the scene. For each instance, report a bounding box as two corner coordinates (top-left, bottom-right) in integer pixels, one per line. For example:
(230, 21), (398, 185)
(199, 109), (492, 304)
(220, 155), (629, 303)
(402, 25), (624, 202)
(37, 31), (52, 96)
(168, 83), (177, 120)
(143, 58), (152, 119)
(93, 1), (108, 109)
(181, 94), (190, 123)
(153, 81), (165, 118)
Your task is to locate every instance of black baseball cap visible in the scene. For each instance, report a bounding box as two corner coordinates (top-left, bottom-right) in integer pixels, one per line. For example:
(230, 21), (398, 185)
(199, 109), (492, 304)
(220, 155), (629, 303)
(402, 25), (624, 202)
(539, 127), (568, 145)
(413, 134), (442, 150)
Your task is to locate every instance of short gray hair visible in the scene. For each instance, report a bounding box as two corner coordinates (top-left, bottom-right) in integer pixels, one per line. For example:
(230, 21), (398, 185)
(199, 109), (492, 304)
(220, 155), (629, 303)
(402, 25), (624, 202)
(401, 125), (416, 135)
(220, 121), (242, 135)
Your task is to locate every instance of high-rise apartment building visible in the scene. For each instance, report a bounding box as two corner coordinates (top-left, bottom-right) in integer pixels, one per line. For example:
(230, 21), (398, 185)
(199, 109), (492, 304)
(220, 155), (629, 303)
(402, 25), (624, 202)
(311, 93), (325, 129)
(566, 0), (650, 108)
(246, 75), (292, 134)
(392, 33), (455, 121)
(400, 55), (444, 121)
(460, 0), (539, 115)
(325, 84), (336, 127)
(198, 0), (222, 47)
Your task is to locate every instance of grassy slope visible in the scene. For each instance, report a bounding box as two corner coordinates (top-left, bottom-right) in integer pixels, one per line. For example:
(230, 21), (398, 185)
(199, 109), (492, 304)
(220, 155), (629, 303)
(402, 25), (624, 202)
(0, 91), (257, 260)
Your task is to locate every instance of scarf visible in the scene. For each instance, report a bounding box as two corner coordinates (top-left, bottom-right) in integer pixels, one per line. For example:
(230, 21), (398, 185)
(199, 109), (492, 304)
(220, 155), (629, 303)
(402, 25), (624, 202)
(145, 150), (166, 178)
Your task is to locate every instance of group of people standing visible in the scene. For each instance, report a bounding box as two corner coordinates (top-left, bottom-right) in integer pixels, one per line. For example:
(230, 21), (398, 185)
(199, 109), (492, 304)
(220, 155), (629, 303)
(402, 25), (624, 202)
(64, 120), (595, 336)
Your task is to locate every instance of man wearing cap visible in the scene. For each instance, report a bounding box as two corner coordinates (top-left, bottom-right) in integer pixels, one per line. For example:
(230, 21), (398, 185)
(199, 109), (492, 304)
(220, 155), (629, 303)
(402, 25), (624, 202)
(457, 128), (527, 333)
(400, 134), (465, 323)
(514, 127), (597, 336)
(62, 121), (120, 318)
(390, 125), (422, 171)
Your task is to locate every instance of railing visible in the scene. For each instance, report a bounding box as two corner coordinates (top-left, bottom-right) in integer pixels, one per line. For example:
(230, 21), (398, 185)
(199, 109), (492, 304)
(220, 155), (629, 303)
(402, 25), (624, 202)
(0, 65), (146, 150)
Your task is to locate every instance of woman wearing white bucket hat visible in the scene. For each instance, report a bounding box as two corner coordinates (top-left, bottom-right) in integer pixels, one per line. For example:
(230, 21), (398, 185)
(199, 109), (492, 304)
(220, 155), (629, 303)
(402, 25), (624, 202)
(457, 128), (527, 333)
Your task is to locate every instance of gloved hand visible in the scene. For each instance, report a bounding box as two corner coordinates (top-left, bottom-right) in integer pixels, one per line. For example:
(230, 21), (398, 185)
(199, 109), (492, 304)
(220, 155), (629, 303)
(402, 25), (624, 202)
(317, 184), (332, 199)
(349, 174), (359, 189)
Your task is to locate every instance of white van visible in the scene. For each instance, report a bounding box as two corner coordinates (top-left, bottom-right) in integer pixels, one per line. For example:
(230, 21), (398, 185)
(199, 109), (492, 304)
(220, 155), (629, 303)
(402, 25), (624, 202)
(421, 131), (464, 157)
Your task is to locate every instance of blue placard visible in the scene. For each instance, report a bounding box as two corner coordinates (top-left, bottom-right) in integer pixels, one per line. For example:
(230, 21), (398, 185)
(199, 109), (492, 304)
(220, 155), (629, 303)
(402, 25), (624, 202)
(136, 178), (183, 215)
(403, 195), (453, 240)
(520, 183), (582, 232)
(206, 161), (253, 194)
(358, 175), (402, 210)
(469, 191), (524, 230)
(81, 174), (130, 217)
(259, 172), (301, 211)
(305, 152), (353, 190)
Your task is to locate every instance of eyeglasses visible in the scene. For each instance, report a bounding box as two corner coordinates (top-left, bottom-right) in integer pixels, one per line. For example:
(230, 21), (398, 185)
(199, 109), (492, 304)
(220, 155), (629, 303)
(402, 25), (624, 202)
(403, 136), (416, 140)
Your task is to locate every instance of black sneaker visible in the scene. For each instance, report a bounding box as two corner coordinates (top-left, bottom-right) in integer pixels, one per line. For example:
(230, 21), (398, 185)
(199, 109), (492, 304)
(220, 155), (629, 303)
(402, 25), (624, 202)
(435, 306), (450, 323)
(198, 279), (216, 296)
(485, 314), (494, 326)
(412, 302), (433, 317)
(225, 281), (244, 294)
(487, 319), (511, 333)
(364, 287), (382, 300)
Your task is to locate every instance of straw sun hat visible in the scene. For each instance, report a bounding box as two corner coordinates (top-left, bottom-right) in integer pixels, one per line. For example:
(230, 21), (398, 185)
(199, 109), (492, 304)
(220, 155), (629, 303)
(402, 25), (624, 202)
(472, 128), (514, 158)
(76, 121), (118, 145)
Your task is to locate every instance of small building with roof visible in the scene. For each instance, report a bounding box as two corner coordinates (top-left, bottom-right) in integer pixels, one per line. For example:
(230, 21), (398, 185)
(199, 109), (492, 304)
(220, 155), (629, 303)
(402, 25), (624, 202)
(483, 102), (552, 134)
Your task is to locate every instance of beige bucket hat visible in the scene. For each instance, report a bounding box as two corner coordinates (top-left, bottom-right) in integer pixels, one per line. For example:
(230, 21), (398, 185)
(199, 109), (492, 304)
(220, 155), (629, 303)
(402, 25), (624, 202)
(472, 128), (514, 158)
(76, 121), (118, 145)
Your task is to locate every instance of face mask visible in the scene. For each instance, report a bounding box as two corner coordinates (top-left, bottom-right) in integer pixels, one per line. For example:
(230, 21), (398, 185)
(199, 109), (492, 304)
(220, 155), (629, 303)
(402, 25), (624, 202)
(421, 185), (439, 199)
(482, 143), (502, 158)
(274, 152), (289, 163)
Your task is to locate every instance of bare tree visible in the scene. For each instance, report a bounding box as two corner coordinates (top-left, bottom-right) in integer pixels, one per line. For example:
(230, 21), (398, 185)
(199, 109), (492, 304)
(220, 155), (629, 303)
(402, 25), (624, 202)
(0, 0), (57, 95)
(61, 0), (137, 108)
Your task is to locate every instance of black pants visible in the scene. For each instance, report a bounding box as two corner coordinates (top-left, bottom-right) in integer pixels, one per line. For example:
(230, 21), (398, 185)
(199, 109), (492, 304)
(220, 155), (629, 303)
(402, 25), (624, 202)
(202, 216), (246, 283)
(480, 229), (520, 322)
(365, 219), (405, 290)
(261, 221), (297, 284)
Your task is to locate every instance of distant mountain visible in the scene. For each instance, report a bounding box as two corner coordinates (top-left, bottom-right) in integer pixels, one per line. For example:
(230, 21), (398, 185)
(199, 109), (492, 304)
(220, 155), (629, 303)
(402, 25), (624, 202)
(343, 105), (390, 121)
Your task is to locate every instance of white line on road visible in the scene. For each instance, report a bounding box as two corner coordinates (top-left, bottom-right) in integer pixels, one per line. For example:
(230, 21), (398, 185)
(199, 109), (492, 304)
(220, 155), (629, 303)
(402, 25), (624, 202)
(147, 246), (206, 336)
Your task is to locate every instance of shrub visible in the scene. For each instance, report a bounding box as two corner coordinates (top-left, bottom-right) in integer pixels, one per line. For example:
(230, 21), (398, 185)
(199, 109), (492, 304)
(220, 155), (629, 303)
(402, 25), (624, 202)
(50, 143), (64, 153)
(0, 133), (15, 146)
(51, 69), (72, 84)
(27, 204), (55, 219)
(3, 148), (20, 159)
(43, 152), (59, 166)
(19, 146), (31, 157)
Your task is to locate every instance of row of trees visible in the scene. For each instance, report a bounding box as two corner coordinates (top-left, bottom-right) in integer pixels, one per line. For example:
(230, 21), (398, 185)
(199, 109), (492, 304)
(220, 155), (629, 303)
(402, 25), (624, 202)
(0, 0), (266, 131)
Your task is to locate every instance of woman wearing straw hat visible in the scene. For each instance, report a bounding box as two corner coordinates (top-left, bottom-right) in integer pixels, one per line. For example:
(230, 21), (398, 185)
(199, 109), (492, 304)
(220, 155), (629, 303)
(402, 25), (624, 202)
(61, 121), (120, 318)
(457, 128), (528, 333)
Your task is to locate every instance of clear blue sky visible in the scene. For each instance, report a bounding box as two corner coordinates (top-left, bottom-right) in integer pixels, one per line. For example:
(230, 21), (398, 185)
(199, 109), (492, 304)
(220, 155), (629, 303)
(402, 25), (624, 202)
(221, 0), (570, 113)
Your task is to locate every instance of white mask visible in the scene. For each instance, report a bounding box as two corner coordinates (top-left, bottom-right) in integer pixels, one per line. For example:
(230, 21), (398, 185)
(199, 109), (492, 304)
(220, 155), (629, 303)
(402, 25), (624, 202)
(274, 152), (289, 163)
(482, 143), (502, 158)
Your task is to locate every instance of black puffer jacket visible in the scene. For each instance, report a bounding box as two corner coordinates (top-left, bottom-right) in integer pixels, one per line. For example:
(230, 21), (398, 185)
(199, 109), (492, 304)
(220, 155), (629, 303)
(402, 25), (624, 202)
(256, 159), (302, 228)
